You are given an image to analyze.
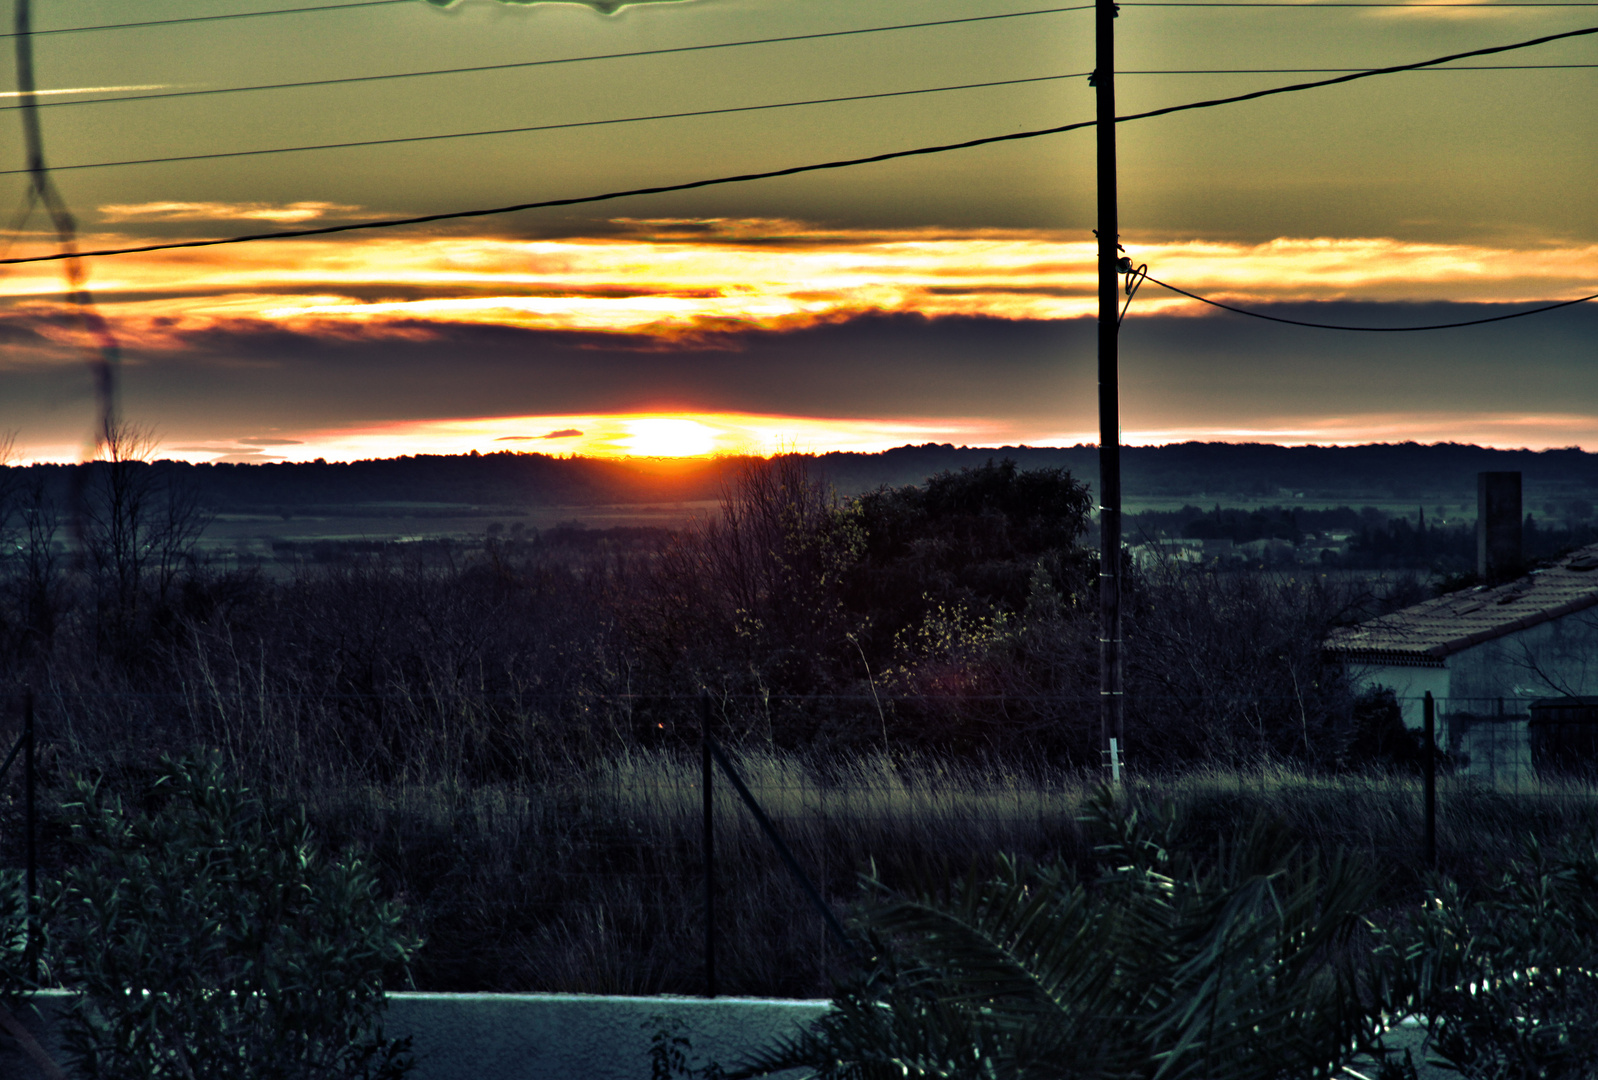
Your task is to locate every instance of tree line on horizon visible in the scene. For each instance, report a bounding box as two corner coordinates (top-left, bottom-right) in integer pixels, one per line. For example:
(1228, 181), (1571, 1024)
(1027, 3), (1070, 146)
(0, 443), (1454, 776)
(4, 438), (1597, 512)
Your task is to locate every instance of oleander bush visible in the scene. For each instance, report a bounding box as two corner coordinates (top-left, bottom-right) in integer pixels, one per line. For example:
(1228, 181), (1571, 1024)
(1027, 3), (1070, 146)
(1397, 833), (1598, 1080)
(45, 753), (418, 1080)
(0, 867), (37, 1008)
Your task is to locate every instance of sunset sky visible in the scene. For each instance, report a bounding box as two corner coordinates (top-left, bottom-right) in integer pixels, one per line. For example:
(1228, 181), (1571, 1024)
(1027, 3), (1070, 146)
(0, 0), (1592, 462)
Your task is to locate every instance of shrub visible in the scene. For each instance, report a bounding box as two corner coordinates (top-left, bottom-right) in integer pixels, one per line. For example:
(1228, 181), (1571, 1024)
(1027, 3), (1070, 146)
(1346, 687), (1426, 772)
(48, 753), (418, 1080)
(1399, 834), (1598, 1079)
(0, 869), (36, 1005)
(742, 793), (1395, 1080)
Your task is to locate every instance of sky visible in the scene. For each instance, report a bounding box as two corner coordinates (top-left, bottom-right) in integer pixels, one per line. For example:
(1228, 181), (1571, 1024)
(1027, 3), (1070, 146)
(0, 0), (1592, 463)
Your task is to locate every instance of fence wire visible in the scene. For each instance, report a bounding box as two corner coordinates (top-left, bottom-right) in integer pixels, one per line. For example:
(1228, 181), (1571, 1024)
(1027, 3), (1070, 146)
(3, 688), (1596, 996)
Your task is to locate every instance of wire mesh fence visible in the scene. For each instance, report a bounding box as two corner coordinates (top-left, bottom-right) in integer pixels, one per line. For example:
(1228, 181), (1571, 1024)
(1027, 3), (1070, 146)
(3, 686), (1597, 995)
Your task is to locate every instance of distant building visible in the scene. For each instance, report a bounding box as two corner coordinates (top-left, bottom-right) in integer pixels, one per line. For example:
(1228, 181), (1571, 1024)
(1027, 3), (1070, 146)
(1326, 543), (1598, 781)
(1237, 537), (1295, 562)
(1129, 538), (1204, 570)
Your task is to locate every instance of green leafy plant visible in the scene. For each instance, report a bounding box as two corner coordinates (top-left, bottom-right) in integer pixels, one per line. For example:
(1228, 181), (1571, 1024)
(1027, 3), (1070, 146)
(48, 753), (418, 1080)
(1399, 835), (1598, 1080)
(0, 868), (38, 1005)
(740, 792), (1398, 1080)
(0, 868), (68, 1080)
(646, 1014), (726, 1080)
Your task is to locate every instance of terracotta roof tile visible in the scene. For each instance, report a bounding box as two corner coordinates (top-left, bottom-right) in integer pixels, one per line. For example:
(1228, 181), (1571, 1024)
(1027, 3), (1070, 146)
(1325, 543), (1598, 660)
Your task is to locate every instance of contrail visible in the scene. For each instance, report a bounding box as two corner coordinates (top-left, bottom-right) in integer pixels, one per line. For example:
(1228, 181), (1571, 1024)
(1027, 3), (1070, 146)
(0, 84), (170, 98)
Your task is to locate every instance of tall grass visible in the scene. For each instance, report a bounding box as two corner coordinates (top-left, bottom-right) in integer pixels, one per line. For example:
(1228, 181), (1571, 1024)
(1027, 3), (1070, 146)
(8, 691), (1598, 995)
(43, 750), (1565, 996)
(290, 750), (1093, 995)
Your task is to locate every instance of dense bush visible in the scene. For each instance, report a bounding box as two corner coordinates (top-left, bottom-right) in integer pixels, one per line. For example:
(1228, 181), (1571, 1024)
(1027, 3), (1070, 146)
(45, 753), (416, 1080)
(742, 794), (1394, 1080)
(847, 458), (1095, 651)
(737, 802), (1598, 1080)
(0, 868), (36, 1006)
(1397, 834), (1598, 1080)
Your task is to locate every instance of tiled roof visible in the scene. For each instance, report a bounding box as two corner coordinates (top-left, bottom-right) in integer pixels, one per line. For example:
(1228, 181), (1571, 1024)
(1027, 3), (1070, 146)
(1325, 544), (1598, 660)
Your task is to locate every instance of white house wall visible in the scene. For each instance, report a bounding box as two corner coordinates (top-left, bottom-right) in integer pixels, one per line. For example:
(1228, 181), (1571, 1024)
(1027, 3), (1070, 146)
(1354, 609), (1598, 727)
(1354, 664), (1450, 730)
(1446, 609), (1598, 706)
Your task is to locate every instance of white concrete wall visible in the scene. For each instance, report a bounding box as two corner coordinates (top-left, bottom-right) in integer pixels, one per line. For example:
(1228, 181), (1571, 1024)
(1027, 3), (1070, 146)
(1354, 663), (1450, 729)
(0, 992), (1466, 1080)
(1447, 612), (1598, 705)
(1352, 610), (1598, 782)
(1, 990), (831, 1080)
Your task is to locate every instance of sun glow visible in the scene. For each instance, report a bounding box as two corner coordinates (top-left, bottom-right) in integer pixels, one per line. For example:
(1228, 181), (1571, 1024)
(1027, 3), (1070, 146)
(622, 418), (715, 457)
(136, 412), (1027, 465)
(18, 406), (1598, 466)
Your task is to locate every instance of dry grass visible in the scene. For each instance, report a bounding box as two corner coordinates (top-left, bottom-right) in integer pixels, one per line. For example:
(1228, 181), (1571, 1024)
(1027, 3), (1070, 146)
(294, 751), (1092, 995)
(256, 755), (1598, 994)
(10, 692), (1598, 995)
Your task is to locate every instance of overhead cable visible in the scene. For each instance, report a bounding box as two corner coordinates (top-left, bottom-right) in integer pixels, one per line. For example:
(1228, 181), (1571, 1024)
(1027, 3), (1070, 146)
(0, 73), (1091, 176)
(15, 61), (1588, 120)
(45, 0), (1583, 40)
(6, 6), (1094, 114)
(1144, 275), (1598, 330)
(1125, 2), (1598, 6)
(1122, 63), (1597, 70)
(7, 21), (1595, 180)
(0, 0), (411, 39)
(1086, 22), (1597, 124)
(2, 21), (1593, 265)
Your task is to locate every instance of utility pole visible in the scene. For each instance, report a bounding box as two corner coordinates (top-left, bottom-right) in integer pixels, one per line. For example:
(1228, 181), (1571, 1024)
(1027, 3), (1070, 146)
(1095, 0), (1124, 780)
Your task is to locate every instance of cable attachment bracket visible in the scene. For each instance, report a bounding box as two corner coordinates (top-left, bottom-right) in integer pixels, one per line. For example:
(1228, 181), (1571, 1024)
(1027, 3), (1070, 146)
(1118, 260), (1149, 327)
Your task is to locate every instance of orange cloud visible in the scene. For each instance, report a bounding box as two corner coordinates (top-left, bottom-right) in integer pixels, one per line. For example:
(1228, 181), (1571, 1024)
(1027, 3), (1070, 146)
(97, 201), (365, 223)
(4, 219), (1592, 349)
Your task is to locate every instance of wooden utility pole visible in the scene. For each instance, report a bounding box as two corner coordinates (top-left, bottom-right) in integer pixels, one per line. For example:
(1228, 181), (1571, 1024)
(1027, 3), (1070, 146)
(1096, 0), (1124, 779)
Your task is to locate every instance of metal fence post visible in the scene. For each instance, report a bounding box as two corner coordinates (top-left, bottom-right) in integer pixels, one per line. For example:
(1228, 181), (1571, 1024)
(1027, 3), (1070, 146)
(701, 691), (717, 998)
(1424, 691), (1436, 868)
(704, 733), (856, 958)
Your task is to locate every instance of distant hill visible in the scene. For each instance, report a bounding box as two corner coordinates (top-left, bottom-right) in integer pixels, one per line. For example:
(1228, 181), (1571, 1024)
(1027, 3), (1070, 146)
(7, 454), (739, 514)
(821, 443), (1598, 505)
(6, 442), (1597, 512)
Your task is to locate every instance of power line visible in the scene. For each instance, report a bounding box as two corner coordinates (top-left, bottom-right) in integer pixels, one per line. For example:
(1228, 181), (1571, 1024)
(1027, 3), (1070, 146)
(1, 21), (1592, 265)
(15, 60), (1587, 120)
(2, 6), (1094, 114)
(0, 73), (1091, 176)
(0, 0), (412, 39)
(6, 4), (1583, 118)
(1124, 63), (1597, 70)
(1126, 2), (1598, 6)
(8, 20), (1596, 180)
(1095, 22), (1597, 123)
(1144, 275), (1598, 330)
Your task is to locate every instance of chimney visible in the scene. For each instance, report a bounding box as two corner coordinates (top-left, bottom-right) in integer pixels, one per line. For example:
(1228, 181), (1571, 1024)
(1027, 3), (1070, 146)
(1477, 471), (1522, 583)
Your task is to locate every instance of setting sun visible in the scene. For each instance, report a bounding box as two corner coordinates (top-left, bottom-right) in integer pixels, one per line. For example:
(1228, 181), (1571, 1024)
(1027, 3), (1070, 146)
(621, 418), (716, 457)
